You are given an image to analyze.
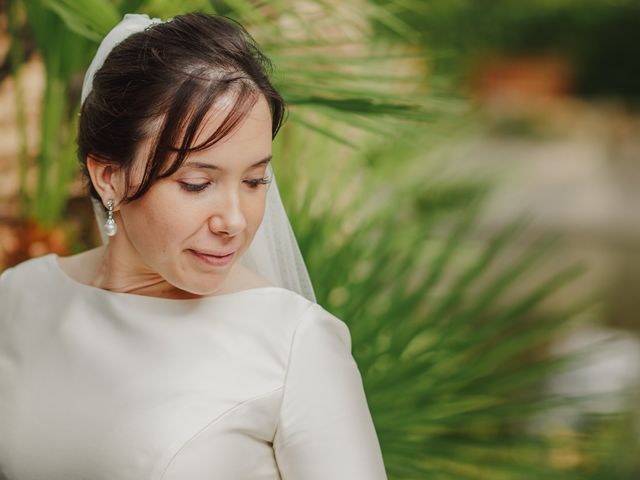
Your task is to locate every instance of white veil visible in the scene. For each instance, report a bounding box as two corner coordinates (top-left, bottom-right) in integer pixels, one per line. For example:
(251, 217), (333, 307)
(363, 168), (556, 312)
(82, 13), (316, 303)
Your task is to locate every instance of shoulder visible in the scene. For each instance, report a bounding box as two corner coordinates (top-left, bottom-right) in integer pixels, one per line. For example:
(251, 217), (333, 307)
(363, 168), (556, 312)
(0, 254), (59, 324)
(290, 302), (352, 353)
(235, 288), (350, 354)
(0, 253), (56, 291)
(1, 253), (59, 297)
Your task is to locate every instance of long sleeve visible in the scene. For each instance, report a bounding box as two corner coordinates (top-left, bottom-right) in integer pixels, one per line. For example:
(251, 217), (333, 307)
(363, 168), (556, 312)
(273, 304), (387, 479)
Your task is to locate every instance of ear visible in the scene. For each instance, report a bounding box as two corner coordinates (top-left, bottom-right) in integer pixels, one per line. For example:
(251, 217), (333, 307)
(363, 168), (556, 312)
(86, 155), (126, 209)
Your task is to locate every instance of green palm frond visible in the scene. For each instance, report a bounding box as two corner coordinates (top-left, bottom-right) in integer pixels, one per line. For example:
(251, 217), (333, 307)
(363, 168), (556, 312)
(14, 0), (98, 225)
(39, 0), (120, 39)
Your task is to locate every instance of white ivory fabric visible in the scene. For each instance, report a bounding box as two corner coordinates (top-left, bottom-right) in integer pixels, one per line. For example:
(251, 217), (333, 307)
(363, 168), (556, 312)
(0, 255), (387, 479)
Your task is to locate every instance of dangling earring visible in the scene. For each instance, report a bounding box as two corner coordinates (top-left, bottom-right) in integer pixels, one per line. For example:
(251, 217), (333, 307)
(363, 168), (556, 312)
(104, 199), (117, 237)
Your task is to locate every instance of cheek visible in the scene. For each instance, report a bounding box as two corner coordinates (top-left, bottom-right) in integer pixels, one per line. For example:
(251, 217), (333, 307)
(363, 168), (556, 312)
(121, 185), (268, 257)
(246, 193), (267, 232)
(121, 190), (198, 255)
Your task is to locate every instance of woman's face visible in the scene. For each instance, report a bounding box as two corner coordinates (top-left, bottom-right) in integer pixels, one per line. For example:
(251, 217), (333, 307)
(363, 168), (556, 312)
(113, 94), (273, 296)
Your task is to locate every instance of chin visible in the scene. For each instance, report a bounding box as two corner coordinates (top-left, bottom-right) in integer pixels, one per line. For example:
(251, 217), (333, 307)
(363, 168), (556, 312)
(171, 249), (243, 296)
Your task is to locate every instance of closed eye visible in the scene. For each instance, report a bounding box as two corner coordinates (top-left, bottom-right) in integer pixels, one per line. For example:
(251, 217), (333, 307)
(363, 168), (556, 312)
(179, 181), (210, 192)
(245, 177), (272, 189)
(179, 177), (271, 193)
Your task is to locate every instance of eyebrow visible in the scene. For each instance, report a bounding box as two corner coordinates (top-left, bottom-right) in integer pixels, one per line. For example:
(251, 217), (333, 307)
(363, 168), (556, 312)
(183, 155), (272, 171)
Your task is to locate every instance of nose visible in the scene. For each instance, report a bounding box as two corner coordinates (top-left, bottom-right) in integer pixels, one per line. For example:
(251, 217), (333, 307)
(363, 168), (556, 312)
(208, 186), (247, 237)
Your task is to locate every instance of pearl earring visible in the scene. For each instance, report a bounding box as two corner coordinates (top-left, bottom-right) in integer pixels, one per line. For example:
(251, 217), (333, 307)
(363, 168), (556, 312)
(104, 199), (117, 237)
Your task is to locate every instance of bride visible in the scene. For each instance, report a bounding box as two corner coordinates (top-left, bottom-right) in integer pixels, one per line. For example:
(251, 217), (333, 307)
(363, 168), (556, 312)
(0, 12), (386, 480)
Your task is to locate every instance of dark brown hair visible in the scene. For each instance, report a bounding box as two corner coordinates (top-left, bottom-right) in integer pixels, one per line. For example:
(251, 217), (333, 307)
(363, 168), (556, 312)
(77, 12), (286, 203)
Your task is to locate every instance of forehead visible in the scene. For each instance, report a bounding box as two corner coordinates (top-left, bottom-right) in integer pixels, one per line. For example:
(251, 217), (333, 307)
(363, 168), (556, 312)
(188, 94), (273, 168)
(196, 94), (272, 148)
(136, 93), (273, 171)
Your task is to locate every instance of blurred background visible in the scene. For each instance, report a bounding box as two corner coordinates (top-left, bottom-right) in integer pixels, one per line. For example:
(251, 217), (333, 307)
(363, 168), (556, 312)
(1, 0), (639, 478)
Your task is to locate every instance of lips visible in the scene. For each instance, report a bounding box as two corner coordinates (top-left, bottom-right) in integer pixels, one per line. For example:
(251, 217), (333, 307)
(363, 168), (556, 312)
(188, 248), (236, 267)
(192, 249), (235, 257)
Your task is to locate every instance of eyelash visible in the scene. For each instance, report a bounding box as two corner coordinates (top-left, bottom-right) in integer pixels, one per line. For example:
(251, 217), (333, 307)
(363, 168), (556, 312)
(179, 177), (272, 193)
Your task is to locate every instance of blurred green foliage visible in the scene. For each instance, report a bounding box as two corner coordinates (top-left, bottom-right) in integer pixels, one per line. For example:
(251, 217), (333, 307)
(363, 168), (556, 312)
(371, 0), (640, 102)
(8, 1), (95, 226)
(274, 118), (637, 479)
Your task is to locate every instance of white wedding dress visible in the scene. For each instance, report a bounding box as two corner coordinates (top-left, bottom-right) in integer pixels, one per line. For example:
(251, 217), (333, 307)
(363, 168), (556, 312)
(0, 254), (387, 480)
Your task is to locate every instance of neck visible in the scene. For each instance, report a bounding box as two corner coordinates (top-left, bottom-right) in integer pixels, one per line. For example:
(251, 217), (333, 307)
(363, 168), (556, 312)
(92, 234), (200, 299)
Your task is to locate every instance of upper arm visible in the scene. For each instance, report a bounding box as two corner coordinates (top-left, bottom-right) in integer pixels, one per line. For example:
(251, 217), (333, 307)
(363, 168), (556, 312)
(273, 304), (387, 480)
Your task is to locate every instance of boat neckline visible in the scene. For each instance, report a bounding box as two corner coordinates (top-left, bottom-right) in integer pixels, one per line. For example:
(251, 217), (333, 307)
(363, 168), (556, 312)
(45, 253), (293, 304)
